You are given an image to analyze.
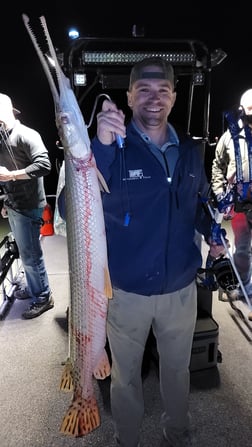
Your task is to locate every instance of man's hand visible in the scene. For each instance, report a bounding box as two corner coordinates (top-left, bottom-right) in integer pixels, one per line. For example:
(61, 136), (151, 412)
(1, 207), (8, 218)
(208, 237), (230, 259)
(96, 99), (126, 145)
(0, 166), (15, 182)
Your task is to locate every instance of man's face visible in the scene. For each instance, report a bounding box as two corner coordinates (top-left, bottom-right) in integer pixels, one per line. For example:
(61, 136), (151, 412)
(127, 67), (176, 130)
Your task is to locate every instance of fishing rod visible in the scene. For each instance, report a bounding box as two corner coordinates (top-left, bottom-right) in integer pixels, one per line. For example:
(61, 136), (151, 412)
(204, 197), (252, 308)
(198, 106), (252, 323)
(197, 191), (252, 330)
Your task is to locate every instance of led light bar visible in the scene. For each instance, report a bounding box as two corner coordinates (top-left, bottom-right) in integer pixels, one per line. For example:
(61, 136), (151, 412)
(82, 51), (195, 65)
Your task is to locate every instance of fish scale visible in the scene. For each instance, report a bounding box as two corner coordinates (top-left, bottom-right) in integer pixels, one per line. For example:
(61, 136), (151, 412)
(23, 13), (112, 437)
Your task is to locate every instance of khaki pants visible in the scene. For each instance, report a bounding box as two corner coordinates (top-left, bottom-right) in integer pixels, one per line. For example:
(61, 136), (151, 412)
(107, 281), (197, 447)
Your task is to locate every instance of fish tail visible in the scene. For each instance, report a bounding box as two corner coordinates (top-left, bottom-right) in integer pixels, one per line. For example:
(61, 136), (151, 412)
(59, 357), (74, 392)
(104, 267), (113, 299)
(60, 396), (100, 436)
(93, 348), (111, 379)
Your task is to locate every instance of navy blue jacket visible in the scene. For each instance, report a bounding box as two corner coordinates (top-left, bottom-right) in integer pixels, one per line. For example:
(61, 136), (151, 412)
(91, 121), (212, 295)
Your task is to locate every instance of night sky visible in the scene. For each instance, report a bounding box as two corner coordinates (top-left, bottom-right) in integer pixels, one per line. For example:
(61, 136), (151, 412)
(1, 2), (252, 191)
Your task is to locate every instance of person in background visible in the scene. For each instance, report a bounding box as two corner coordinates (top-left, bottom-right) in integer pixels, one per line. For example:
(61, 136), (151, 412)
(0, 93), (53, 319)
(91, 57), (226, 447)
(211, 89), (252, 320)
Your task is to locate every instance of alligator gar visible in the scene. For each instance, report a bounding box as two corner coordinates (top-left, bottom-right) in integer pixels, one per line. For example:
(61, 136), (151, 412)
(22, 14), (112, 437)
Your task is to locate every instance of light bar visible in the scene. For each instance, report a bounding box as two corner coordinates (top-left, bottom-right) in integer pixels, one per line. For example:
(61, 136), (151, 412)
(82, 51), (195, 66)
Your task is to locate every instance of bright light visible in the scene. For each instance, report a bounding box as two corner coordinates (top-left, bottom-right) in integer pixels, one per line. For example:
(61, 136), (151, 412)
(73, 72), (87, 86)
(68, 28), (79, 40)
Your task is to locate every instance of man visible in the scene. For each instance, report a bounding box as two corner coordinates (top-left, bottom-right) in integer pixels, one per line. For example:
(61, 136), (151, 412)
(91, 57), (225, 447)
(0, 93), (53, 319)
(212, 89), (252, 319)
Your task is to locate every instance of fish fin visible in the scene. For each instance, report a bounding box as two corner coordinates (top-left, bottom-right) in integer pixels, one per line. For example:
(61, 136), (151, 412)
(96, 168), (110, 193)
(104, 266), (113, 299)
(93, 349), (111, 379)
(59, 357), (74, 392)
(60, 396), (100, 436)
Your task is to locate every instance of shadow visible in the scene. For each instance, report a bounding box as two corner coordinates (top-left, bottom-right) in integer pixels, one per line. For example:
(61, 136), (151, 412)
(190, 366), (221, 390)
(97, 375), (111, 412)
(0, 295), (15, 321)
(55, 316), (68, 333)
(55, 305), (68, 333)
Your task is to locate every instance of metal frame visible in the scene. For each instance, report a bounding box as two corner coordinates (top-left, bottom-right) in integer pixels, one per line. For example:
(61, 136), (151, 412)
(0, 233), (21, 320)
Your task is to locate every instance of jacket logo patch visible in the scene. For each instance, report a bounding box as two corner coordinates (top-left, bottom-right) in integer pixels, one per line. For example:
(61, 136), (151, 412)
(122, 169), (151, 181)
(129, 169), (144, 179)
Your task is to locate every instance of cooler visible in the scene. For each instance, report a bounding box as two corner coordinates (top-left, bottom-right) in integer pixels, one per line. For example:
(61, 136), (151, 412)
(190, 309), (219, 372)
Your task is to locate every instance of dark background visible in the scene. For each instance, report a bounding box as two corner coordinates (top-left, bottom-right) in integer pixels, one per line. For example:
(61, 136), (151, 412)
(1, 2), (252, 193)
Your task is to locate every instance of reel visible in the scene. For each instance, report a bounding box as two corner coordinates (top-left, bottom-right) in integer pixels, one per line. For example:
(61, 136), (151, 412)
(212, 256), (239, 295)
(197, 255), (239, 295)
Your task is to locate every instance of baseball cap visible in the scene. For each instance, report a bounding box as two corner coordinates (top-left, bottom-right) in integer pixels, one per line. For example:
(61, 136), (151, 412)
(0, 93), (20, 120)
(129, 57), (175, 89)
